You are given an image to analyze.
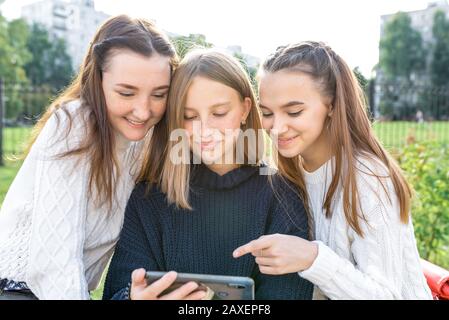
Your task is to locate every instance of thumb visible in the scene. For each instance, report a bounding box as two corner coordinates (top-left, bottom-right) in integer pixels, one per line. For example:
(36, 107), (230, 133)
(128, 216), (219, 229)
(131, 268), (147, 288)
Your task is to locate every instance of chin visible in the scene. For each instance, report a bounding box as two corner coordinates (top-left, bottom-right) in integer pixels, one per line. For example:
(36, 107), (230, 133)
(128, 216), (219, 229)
(200, 154), (222, 164)
(122, 131), (148, 142)
(277, 147), (302, 159)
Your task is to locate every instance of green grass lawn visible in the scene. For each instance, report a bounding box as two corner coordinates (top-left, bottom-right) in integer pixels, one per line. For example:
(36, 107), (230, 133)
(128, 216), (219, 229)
(373, 121), (449, 148)
(3, 126), (33, 157)
(0, 160), (22, 205)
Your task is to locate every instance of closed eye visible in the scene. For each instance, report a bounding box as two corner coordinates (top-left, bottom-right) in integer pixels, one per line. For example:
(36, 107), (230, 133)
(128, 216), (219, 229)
(119, 92), (134, 97)
(288, 111), (303, 117)
(213, 113), (227, 117)
(152, 92), (168, 99)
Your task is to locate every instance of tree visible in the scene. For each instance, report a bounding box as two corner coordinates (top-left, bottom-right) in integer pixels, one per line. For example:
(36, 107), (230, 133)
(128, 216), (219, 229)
(47, 38), (73, 89)
(378, 12), (427, 119)
(233, 51), (258, 92)
(24, 23), (73, 90)
(0, 16), (32, 121)
(0, 16), (31, 82)
(414, 10), (449, 120)
(379, 12), (426, 81)
(170, 33), (212, 59)
(353, 67), (368, 88)
(431, 10), (449, 87)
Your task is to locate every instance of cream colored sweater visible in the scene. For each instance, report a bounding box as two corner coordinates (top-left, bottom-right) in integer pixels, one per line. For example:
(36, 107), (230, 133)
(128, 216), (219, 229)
(298, 155), (433, 300)
(0, 100), (146, 299)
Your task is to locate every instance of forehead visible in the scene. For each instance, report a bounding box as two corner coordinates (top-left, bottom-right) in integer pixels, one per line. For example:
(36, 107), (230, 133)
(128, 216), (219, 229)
(259, 70), (320, 106)
(103, 49), (171, 87)
(185, 76), (240, 108)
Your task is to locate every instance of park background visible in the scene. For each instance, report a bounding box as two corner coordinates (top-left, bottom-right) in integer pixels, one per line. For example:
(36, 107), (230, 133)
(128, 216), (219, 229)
(0, 0), (448, 299)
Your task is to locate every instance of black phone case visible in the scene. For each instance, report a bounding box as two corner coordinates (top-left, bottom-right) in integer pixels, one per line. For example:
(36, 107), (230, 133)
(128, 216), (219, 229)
(145, 271), (255, 300)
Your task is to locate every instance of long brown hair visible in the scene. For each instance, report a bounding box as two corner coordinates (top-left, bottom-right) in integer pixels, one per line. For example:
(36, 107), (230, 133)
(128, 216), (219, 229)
(261, 41), (412, 237)
(25, 15), (178, 208)
(138, 49), (264, 209)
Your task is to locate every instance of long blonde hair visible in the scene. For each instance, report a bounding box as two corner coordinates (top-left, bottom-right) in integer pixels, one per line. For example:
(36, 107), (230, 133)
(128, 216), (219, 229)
(261, 41), (412, 237)
(24, 15), (178, 208)
(138, 49), (264, 209)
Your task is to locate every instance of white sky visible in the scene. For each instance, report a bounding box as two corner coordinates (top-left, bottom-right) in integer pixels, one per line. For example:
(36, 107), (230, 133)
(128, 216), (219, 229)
(0, 0), (438, 77)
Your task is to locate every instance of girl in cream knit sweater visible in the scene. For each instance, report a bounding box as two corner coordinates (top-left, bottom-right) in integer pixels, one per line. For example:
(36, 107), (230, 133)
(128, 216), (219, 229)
(0, 15), (177, 300)
(233, 41), (432, 300)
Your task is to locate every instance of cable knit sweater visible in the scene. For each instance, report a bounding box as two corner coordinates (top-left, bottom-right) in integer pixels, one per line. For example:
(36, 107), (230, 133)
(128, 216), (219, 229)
(298, 155), (433, 300)
(0, 100), (146, 300)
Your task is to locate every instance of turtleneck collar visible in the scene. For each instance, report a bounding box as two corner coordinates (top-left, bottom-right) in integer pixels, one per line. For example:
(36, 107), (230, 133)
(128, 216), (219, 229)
(190, 163), (263, 190)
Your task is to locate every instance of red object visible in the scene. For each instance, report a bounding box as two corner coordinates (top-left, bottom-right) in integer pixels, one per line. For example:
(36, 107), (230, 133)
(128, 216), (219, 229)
(421, 259), (449, 300)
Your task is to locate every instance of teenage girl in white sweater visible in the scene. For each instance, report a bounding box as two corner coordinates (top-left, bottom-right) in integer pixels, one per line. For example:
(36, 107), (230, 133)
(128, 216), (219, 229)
(0, 15), (177, 300)
(233, 41), (433, 300)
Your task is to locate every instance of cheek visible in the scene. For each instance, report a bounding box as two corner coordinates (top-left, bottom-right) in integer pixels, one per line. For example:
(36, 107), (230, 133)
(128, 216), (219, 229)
(104, 93), (130, 117)
(261, 117), (272, 130)
(151, 99), (168, 118)
(183, 122), (193, 136)
(299, 112), (327, 138)
(220, 112), (243, 132)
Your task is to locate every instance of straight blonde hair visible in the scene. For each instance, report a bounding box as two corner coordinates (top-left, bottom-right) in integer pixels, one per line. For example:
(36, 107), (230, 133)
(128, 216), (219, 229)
(138, 49), (264, 209)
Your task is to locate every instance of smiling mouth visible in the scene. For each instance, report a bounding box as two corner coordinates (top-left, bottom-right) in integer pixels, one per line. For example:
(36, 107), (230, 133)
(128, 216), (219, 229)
(125, 117), (147, 127)
(277, 135), (299, 147)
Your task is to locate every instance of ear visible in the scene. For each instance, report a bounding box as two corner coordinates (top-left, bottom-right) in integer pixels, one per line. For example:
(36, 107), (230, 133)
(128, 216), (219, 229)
(327, 104), (334, 117)
(242, 97), (252, 121)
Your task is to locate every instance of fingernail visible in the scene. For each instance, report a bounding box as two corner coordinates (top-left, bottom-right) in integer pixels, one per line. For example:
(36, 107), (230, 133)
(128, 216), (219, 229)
(233, 251), (239, 257)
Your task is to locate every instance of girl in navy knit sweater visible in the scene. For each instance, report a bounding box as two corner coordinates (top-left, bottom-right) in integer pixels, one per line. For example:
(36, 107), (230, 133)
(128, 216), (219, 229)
(103, 50), (313, 300)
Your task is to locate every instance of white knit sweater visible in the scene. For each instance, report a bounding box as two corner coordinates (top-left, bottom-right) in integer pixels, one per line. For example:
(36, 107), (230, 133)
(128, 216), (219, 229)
(298, 155), (433, 300)
(0, 100), (146, 300)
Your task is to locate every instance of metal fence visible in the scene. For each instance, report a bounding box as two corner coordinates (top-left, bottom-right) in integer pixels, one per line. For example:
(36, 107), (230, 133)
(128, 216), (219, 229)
(0, 79), (57, 165)
(367, 80), (449, 148)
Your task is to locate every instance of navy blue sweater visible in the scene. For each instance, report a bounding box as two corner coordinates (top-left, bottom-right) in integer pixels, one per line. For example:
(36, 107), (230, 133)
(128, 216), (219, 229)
(103, 164), (313, 300)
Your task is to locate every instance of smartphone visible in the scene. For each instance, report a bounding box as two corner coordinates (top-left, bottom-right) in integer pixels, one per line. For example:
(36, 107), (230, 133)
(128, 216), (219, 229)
(145, 271), (255, 300)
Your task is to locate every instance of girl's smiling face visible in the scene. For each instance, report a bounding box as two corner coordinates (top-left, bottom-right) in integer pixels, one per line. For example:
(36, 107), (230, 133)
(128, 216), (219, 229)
(258, 69), (332, 164)
(183, 76), (251, 168)
(101, 49), (171, 142)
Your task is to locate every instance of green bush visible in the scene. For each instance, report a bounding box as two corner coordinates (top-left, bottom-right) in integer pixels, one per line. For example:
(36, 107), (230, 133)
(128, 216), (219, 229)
(397, 141), (449, 269)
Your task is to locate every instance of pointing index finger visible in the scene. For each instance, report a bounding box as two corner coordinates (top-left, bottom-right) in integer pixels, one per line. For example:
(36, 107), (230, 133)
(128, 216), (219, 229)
(233, 237), (272, 258)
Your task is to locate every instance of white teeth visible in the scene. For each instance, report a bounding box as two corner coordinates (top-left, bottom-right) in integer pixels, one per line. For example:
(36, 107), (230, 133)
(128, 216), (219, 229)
(127, 118), (145, 125)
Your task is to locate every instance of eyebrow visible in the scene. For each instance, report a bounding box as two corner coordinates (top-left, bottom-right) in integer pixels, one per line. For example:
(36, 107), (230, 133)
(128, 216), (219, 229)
(259, 101), (304, 109)
(185, 101), (231, 111)
(115, 83), (170, 91)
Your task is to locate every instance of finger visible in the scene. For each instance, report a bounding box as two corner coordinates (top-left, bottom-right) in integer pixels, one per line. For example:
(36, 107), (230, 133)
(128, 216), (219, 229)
(252, 246), (277, 257)
(159, 281), (199, 300)
(233, 237), (273, 258)
(184, 289), (207, 300)
(255, 256), (276, 266)
(143, 271), (178, 296)
(259, 265), (282, 275)
(131, 268), (147, 288)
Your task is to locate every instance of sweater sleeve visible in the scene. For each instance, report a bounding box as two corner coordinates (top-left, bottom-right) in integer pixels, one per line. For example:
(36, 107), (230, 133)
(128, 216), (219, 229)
(25, 105), (91, 300)
(298, 176), (433, 300)
(102, 185), (162, 300)
(254, 178), (314, 300)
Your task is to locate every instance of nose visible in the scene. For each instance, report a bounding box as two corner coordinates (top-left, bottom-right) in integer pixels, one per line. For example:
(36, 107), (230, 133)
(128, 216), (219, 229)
(190, 117), (215, 141)
(271, 116), (288, 137)
(132, 97), (151, 121)
(199, 117), (215, 139)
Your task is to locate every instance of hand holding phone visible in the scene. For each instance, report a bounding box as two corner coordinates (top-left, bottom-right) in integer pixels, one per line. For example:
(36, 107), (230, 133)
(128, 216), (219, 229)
(129, 269), (207, 300)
